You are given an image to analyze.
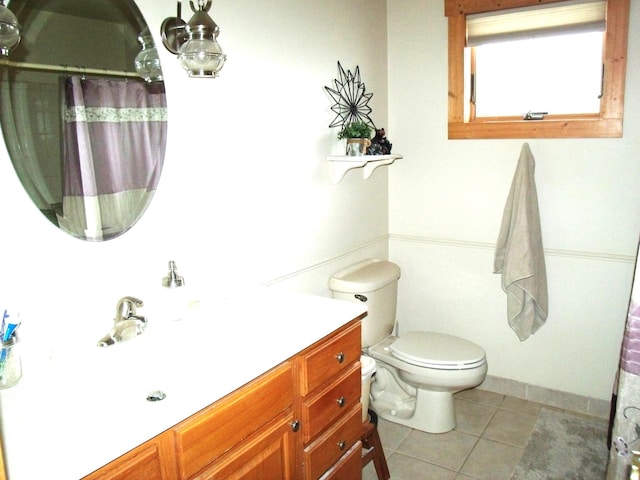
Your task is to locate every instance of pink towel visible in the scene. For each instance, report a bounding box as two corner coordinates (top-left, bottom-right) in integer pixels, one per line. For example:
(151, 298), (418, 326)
(494, 144), (548, 341)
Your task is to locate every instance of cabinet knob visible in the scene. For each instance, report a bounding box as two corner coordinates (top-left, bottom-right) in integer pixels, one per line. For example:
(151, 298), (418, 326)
(337, 440), (346, 450)
(336, 396), (345, 407)
(290, 420), (300, 432)
(336, 352), (345, 363)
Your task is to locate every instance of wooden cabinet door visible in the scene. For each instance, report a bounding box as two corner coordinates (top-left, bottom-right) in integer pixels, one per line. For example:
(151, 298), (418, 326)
(82, 433), (177, 480)
(174, 362), (293, 479)
(192, 410), (296, 480)
(0, 434), (5, 480)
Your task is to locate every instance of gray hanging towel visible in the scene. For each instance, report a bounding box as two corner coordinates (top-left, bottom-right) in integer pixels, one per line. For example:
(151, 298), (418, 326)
(494, 143), (548, 341)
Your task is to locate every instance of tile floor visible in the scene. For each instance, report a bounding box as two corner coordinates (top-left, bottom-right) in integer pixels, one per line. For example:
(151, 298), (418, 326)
(362, 388), (608, 480)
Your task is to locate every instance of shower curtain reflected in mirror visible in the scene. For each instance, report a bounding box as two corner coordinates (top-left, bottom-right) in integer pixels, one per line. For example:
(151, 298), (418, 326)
(59, 76), (166, 241)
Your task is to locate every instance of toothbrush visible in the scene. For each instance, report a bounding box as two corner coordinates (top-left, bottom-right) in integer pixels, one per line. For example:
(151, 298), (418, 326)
(0, 310), (8, 339)
(0, 319), (19, 364)
(3, 322), (19, 341)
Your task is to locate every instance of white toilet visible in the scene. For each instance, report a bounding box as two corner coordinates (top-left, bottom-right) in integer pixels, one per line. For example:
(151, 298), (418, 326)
(330, 259), (488, 433)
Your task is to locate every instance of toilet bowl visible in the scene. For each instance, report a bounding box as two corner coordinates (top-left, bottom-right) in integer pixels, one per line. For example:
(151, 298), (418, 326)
(368, 334), (487, 432)
(330, 259), (488, 433)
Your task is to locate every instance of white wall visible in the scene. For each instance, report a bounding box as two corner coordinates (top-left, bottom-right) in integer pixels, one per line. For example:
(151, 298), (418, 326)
(387, 0), (640, 401)
(1, 0), (636, 418)
(0, 0), (389, 372)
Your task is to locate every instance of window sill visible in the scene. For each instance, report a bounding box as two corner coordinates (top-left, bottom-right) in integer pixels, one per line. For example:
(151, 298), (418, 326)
(448, 117), (623, 139)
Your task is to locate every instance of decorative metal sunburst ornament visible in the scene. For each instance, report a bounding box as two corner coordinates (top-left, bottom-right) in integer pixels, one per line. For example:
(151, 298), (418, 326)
(324, 62), (375, 129)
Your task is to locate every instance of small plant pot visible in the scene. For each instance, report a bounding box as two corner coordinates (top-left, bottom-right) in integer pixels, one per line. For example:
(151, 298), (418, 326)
(346, 138), (371, 156)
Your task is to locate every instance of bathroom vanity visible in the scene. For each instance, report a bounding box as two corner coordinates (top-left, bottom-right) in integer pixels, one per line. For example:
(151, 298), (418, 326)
(82, 319), (362, 479)
(0, 290), (366, 479)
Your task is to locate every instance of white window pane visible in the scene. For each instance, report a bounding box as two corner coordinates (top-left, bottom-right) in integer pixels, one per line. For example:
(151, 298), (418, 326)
(474, 31), (603, 117)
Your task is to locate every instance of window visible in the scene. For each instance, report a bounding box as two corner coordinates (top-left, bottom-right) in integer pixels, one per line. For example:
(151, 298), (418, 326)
(445, 0), (630, 139)
(473, 32), (603, 117)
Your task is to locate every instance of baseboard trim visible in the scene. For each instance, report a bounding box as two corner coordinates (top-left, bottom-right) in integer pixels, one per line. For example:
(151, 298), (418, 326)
(478, 375), (611, 419)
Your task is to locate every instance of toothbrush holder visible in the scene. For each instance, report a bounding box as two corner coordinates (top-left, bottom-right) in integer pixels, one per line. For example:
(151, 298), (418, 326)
(0, 336), (21, 389)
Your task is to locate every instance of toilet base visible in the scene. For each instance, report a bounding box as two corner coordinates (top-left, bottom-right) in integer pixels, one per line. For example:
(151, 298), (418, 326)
(373, 387), (456, 434)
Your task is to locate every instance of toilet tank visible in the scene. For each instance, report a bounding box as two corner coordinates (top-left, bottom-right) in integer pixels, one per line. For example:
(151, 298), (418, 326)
(329, 259), (401, 348)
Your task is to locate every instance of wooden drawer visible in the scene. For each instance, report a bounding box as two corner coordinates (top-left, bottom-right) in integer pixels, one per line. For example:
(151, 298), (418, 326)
(174, 362), (293, 479)
(301, 363), (361, 443)
(299, 322), (361, 396)
(303, 404), (362, 480)
(319, 441), (363, 480)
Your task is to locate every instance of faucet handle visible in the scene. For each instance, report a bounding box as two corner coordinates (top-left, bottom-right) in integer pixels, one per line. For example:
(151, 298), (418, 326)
(116, 296), (144, 321)
(98, 297), (147, 347)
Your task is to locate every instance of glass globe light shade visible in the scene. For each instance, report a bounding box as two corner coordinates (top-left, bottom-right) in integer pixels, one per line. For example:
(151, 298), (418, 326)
(177, 9), (226, 78)
(0, 2), (21, 56)
(178, 37), (226, 77)
(135, 32), (163, 83)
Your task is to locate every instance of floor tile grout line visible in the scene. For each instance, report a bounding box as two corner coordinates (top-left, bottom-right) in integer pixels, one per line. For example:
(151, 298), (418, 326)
(457, 430), (484, 475)
(375, 392), (557, 479)
(479, 401), (502, 437)
(386, 448), (461, 475)
(379, 392), (610, 479)
(456, 395), (531, 477)
(456, 404), (499, 474)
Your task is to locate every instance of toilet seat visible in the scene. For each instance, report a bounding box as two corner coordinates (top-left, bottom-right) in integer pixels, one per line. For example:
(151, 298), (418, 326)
(390, 332), (486, 370)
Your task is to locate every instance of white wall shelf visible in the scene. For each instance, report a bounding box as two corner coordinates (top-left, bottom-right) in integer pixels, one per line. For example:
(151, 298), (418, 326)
(327, 154), (402, 184)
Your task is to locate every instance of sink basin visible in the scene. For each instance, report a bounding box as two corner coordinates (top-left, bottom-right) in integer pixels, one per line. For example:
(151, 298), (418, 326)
(2, 308), (239, 479)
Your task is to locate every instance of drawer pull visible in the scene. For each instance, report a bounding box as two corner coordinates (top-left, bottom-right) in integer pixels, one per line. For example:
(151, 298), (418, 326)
(290, 420), (300, 432)
(337, 440), (346, 450)
(337, 396), (346, 407)
(336, 352), (345, 363)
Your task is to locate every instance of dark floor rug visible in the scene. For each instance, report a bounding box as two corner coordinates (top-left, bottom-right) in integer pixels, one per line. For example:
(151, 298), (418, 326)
(511, 408), (609, 480)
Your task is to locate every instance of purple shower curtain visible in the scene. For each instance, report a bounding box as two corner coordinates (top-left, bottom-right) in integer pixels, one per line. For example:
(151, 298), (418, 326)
(607, 238), (640, 478)
(58, 76), (166, 240)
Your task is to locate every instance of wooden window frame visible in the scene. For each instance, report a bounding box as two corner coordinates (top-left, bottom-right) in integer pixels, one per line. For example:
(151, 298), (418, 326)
(445, 0), (630, 139)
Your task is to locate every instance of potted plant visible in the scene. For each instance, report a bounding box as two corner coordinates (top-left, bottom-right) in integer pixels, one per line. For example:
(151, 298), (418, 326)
(338, 121), (372, 156)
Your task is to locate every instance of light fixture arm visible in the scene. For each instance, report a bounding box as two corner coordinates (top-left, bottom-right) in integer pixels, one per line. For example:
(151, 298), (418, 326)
(160, 0), (217, 54)
(160, 2), (187, 55)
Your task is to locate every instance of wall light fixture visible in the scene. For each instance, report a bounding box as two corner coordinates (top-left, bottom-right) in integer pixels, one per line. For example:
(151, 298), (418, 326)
(160, 0), (226, 78)
(134, 28), (163, 83)
(0, 0), (21, 56)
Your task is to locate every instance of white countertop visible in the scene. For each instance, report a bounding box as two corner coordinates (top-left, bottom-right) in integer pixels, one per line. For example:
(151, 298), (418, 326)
(0, 289), (366, 480)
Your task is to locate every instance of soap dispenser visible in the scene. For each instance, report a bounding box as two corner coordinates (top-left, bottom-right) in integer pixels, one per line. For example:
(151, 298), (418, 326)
(163, 260), (185, 289)
(161, 261), (189, 321)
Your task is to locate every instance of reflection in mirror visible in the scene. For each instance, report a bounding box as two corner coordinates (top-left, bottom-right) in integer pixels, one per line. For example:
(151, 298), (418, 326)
(0, 0), (167, 241)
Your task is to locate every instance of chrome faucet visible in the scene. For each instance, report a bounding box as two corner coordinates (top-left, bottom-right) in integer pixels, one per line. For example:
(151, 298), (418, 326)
(97, 296), (147, 347)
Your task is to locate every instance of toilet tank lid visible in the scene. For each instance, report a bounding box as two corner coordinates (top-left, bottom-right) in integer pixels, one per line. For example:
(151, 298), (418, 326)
(330, 259), (401, 293)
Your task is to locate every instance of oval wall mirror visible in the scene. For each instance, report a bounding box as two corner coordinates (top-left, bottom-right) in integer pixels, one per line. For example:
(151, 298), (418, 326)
(0, 0), (167, 241)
